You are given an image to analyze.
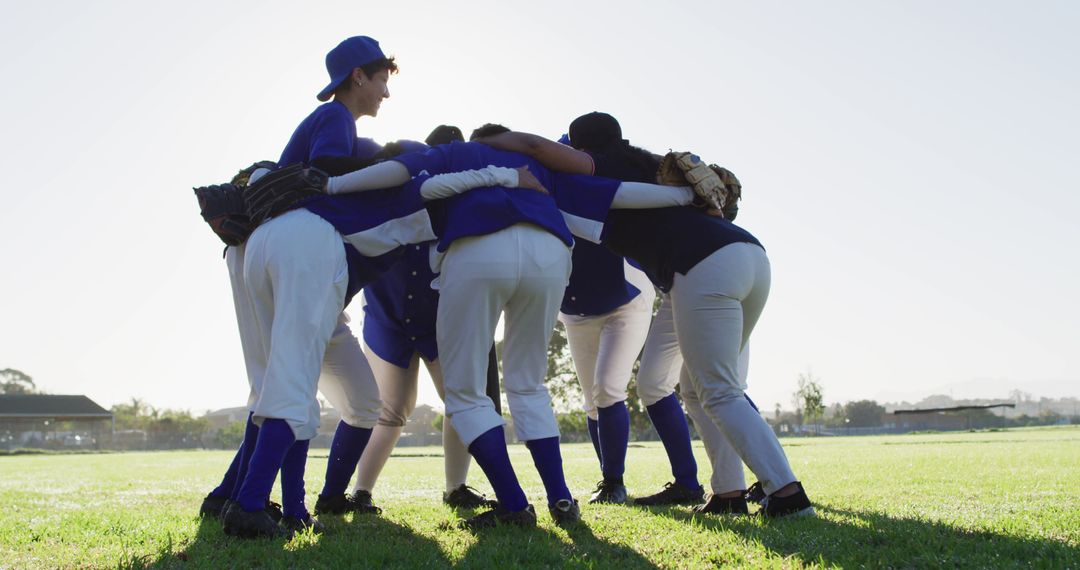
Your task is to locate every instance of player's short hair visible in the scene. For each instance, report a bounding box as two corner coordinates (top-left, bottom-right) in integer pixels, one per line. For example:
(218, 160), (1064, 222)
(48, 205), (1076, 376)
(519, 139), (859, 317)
(373, 139), (427, 160)
(360, 56), (399, 78)
(332, 57), (399, 100)
(470, 123), (510, 140)
(426, 125), (464, 146)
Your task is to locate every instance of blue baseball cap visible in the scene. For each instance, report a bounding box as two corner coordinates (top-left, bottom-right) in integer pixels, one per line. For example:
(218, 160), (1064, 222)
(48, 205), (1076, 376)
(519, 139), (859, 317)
(317, 36), (386, 101)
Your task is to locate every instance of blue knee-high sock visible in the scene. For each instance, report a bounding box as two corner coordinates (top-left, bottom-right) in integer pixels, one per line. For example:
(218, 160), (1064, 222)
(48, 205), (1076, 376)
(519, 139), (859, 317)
(467, 426), (528, 511)
(228, 414), (260, 500)
(209, 446), (244, 499)
(586, 417), (603, 470)
(597, 402), (629, 481)
(646, 394), (700, 490)
(236, 419), (295, 512)
(320, 421), (372, 498)
(525, 436), (573, 507)
(280, 439), (310, 520)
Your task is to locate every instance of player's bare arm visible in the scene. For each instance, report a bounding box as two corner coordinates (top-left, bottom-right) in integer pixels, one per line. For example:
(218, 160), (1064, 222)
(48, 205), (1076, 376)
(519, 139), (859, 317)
(476, 131), (594, 175)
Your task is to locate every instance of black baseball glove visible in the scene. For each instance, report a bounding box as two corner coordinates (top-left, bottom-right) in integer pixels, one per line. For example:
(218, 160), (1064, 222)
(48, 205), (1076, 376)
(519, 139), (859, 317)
(244, 163), (330, 227)
(192, 160), (278, 247)
(193, 183), (253, 247)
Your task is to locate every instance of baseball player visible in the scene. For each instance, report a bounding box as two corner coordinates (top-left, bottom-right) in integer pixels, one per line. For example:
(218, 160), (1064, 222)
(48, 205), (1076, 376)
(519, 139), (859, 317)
(351, 127), (501, 510)
(475, 124), (815, 517)
(479, 116), (705, 506)
(551, 119), (656, 504)
(222, 148), (545, 538)
(217, 35), (403, 537)
(321, 129), (704, 528)
(557, 239), (655, 505)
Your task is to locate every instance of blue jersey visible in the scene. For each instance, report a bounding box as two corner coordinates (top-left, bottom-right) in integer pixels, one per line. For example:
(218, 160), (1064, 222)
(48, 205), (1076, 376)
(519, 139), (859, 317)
(393, 142), (621, 251)
(303, 184), (436, 307)
(275, 103), (435, 307)
(278, 102), (362, 167)
(362, 241), (440, 367)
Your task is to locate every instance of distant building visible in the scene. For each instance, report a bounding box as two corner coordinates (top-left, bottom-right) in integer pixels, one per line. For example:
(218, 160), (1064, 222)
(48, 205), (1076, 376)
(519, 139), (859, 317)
(0, 395), (113, 450)
(203, 406), (250, 431)
(888, 411), (968, 431)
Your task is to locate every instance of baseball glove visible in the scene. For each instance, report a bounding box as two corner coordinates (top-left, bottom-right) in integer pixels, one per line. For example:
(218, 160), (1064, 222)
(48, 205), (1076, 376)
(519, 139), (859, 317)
(192, 160), (279, 247)
(193, 183), (253, 247)
(657, 151), (731, 212)
(231, 160), (278, 187)
(244, 163), (329, 227)
(711, 165), (742, 221)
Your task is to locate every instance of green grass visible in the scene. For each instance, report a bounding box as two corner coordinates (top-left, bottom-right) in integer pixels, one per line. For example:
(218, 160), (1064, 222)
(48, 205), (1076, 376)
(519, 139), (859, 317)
(1, 426), (1078, 569)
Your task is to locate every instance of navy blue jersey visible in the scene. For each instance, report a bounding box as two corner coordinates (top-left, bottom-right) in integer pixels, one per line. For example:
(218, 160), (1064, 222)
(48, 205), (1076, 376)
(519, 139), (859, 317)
(601, 208), (762, 292)
(561, 240), (641, 316)
(278, 102), (361, 167)
(393, 142), (620, 251)
(589, 150), (763, 292)
(362, 241), (440, 367)
(557, 146), (648, 317)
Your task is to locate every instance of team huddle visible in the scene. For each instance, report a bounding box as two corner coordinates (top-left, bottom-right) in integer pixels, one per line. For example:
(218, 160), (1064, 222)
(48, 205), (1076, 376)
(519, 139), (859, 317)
(194, 35), (815, 539)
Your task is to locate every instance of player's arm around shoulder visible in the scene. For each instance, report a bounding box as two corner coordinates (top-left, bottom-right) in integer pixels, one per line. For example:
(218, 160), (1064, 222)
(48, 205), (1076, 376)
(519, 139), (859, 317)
(476, 131), (594, 176)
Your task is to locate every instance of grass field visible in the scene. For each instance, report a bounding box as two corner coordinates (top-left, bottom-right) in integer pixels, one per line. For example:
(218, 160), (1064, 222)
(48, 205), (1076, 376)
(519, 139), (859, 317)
(1, 426), (1078, 569)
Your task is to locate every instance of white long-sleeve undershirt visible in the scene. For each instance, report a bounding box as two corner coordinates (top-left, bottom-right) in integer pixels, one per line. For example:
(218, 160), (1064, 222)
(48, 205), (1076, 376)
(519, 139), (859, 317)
(325, 161), (519, 200)
(325, 160), (691, 208)
(418, 166), (518, 200)
(325, 161), (412, 195)
(611, 183), (695, 209)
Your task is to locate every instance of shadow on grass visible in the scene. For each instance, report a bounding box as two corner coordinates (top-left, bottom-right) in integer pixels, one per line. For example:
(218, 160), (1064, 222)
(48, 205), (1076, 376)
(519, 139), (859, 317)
(123, 512), (452, 569)
(652, 503), (1078, 568)
(455, 518), (657, 569)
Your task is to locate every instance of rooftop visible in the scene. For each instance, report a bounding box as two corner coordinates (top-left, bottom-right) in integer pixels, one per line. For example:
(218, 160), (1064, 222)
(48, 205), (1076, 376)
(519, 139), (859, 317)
(0, 395), (113, 419)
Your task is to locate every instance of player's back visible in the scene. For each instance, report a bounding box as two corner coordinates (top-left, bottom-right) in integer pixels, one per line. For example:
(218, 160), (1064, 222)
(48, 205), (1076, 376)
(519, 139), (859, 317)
(404, 141), (572, 251)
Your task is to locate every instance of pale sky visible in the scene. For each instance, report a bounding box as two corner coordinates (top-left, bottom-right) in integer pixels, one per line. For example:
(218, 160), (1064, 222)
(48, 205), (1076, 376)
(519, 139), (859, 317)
(1, 0), (1077, 416)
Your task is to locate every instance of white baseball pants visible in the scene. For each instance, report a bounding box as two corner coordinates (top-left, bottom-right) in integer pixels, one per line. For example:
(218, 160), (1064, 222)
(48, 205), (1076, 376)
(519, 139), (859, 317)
(670, 242), (796, 495)
(559, 263), (655, 419)
(438, 224), (571, 446)
(229, 244), (381, 434)
(636, 293), (754, 494)
(239, 209), (379, 440)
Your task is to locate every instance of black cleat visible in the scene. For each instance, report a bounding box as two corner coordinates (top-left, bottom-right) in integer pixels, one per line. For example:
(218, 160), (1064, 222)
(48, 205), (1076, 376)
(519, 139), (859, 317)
(744, 481), (766, 505)
(633, 481), (705, 506)
(460, 504), (537, 530)
(199, 494), (228, 519)
(279, 514), (325, 538)
(264, 500), (283, 522)
(588, 479), (628, 504)
(222, 502), (288, 539)
(216, 498), (281, 522)
(444, 484), (498, 509)
(348, 490), (383, 514)
(548, 498), (581, 526)
(693, 493), (749, 515)
(759, 482), (816, 519)
(314, 491), (382, 515)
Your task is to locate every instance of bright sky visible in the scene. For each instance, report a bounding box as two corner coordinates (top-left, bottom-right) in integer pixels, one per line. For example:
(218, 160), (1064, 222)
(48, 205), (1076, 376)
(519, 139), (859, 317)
(2, 1), (1078, 416)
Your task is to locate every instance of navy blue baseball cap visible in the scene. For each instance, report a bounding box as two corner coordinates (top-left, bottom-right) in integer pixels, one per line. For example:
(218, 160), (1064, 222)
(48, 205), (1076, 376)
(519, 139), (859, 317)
(317, 36), (386, 101)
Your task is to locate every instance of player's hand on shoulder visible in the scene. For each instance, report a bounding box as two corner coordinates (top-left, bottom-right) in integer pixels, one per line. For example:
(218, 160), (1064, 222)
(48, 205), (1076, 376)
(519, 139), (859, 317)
(514, 165), (548, 194)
